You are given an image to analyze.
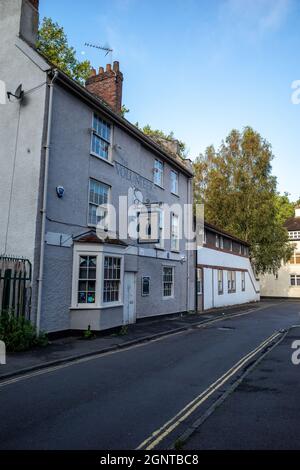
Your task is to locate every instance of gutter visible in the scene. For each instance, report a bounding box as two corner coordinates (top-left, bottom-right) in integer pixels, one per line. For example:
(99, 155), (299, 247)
(36, 70), (58, 335)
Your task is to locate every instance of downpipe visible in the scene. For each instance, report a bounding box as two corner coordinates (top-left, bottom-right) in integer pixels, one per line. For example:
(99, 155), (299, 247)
(36, 70), (58, 335)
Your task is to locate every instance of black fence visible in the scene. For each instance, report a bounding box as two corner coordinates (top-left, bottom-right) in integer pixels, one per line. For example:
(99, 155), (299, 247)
(0, 256), (32, 319)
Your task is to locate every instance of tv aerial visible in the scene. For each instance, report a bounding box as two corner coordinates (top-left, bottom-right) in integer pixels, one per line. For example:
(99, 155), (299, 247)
(84, 43), (113, 64)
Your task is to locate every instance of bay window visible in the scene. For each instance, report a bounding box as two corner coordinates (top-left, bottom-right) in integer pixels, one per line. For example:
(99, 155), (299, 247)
(103, 256), (121, 303)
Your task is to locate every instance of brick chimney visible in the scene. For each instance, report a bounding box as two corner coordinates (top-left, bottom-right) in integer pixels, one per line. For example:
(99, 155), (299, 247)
(20, 0), (39, 46)
(85, 61), (123, 114)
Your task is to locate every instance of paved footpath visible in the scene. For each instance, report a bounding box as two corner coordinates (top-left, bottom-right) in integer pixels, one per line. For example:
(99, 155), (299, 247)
(0, 300), (299, 450)
(184, 325), (300, 450)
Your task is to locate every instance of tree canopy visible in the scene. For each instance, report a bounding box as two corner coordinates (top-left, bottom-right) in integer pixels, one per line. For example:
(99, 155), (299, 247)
(37, 17), (92, 84)
(193, 127), (293, 274)
(136, 124), (188, 159)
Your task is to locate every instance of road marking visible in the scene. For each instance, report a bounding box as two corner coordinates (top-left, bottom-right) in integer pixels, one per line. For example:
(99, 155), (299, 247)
(0, 303), (276, 388)
(136, 330), (282, 450)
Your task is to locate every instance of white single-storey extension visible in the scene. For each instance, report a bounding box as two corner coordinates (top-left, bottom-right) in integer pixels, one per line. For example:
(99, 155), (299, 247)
(196, 223), (260, 311)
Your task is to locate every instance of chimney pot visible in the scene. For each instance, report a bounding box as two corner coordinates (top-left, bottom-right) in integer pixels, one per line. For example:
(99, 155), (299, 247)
(99, 66), (104, 74)
(106, 63), (112, 72)
(90, 68), (96, 77)
(113, 61), (120, 72)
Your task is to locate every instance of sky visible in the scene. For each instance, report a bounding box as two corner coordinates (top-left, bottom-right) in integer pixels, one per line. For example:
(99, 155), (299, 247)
(40, 0), (300, 200)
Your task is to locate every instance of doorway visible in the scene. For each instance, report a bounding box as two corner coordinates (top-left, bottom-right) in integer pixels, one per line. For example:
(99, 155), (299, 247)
(123, 272), (136, 324)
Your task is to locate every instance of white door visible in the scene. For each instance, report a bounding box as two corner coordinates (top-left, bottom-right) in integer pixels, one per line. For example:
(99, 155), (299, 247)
(123, 272), (136, 325)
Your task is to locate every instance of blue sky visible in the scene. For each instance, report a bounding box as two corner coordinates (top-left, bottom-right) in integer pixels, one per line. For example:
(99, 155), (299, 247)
(40, 0), (300, 200)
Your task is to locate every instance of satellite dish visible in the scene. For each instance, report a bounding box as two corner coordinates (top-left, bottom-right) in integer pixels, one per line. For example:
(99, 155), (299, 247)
(14, 84), (24, 100)
(7, 84), (24, 101)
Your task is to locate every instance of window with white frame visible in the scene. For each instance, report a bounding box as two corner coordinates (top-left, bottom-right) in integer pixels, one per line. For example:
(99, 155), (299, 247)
(290, 274), (300, 286)
(88, 179), (110, 226)
(103, 256), (121, 303)
(91, 114), (111, 160)
(163, 266), (174, 298)
(171, 213), (179, 251)
(77, 256), (97, 304)
(170, 170), (178, 194)
(156, 208), (164, 249)
(218, 270), (223, 295)
(289, 252), (300, 264)
(154, 159), (164, 187)
(197, 268), (203, 295)
(228, 271), (236, 293)
(288, 231), (300, 240)
(241, 271), (246, 291)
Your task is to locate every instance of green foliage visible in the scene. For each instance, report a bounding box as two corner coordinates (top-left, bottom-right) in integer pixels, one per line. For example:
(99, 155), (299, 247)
(118, 325), (128, 336)
(37, 17), (92, 84)
(136, 123), (188, 159)
(193, 127), (293, 275)
(0, 311), (48, 352)
(83, 325), (95, 340)
(274, 192), (295, 224)
(121, 104), (130, 117)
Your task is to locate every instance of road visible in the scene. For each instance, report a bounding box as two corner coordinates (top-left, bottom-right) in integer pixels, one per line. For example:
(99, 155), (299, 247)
(0, 300), (299, 450)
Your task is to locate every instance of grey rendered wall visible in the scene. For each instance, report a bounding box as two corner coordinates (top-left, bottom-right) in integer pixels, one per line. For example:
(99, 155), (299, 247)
(42, 84), (194, 331)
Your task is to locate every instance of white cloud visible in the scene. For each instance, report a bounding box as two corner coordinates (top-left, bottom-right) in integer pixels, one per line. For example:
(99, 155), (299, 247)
(220, 0), (292, 39)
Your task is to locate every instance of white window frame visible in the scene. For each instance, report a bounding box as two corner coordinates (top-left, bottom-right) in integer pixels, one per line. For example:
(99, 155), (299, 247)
(290, 274), (300, 287)
(289, 231), (300, 240)
(102, 255), (123, 305)
(197, 268), (203, 295)
(154, 159), (164, 187)
(88, 178), (111, 227)
(171, 213), (180, 252)
(228, 271), (236, 293)
(76, 254), (98, 306)
(90, 113), (113, 163)
(170, 170), (178, 195)
(241, 271), (246, 291)
(162, 266), (175, 299)
(218, 270), (223, 295)
(155, 207), (165, 250)
(72, 245), (124, 309)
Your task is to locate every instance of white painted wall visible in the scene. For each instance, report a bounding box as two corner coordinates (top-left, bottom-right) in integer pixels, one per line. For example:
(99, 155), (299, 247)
(0, 0), (48, 262)
(260, 240), (300, 298)
(198, 246), (260, 310)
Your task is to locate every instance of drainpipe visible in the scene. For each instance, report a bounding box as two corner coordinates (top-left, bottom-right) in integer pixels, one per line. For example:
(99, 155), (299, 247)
(36, 70), (58, 335)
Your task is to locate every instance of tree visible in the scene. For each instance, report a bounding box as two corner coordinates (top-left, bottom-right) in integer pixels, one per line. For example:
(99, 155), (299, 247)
(37, 17), (92, 84)
(136, 124), (188, 159)
(194, 127), (293, 274)
(274, 192), (295, 224)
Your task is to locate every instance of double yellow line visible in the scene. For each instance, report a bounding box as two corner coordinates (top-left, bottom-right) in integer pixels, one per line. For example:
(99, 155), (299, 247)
(136, 330), (282, 450)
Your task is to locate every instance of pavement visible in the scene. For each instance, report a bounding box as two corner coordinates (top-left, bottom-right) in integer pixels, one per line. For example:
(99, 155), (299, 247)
(0, 301), (264, 380)
(184, 325), (300, 450)
(0, 300), (299, 450)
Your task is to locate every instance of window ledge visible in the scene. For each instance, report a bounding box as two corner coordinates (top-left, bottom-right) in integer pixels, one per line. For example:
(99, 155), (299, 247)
(90, 152), (115, 166)
(171, 192), (179, 198)
(70, 303), (123, 310)
(154, 182), (165, 190)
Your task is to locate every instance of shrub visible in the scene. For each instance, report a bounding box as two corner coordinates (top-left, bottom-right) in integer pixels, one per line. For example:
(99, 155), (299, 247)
(0, 311), (48, 352)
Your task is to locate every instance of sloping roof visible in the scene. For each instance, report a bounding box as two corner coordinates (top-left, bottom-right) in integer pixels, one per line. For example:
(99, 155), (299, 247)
(204, 222), (250, 246)
(73, 231), (127, 246)
(284, 217), (300, 231)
